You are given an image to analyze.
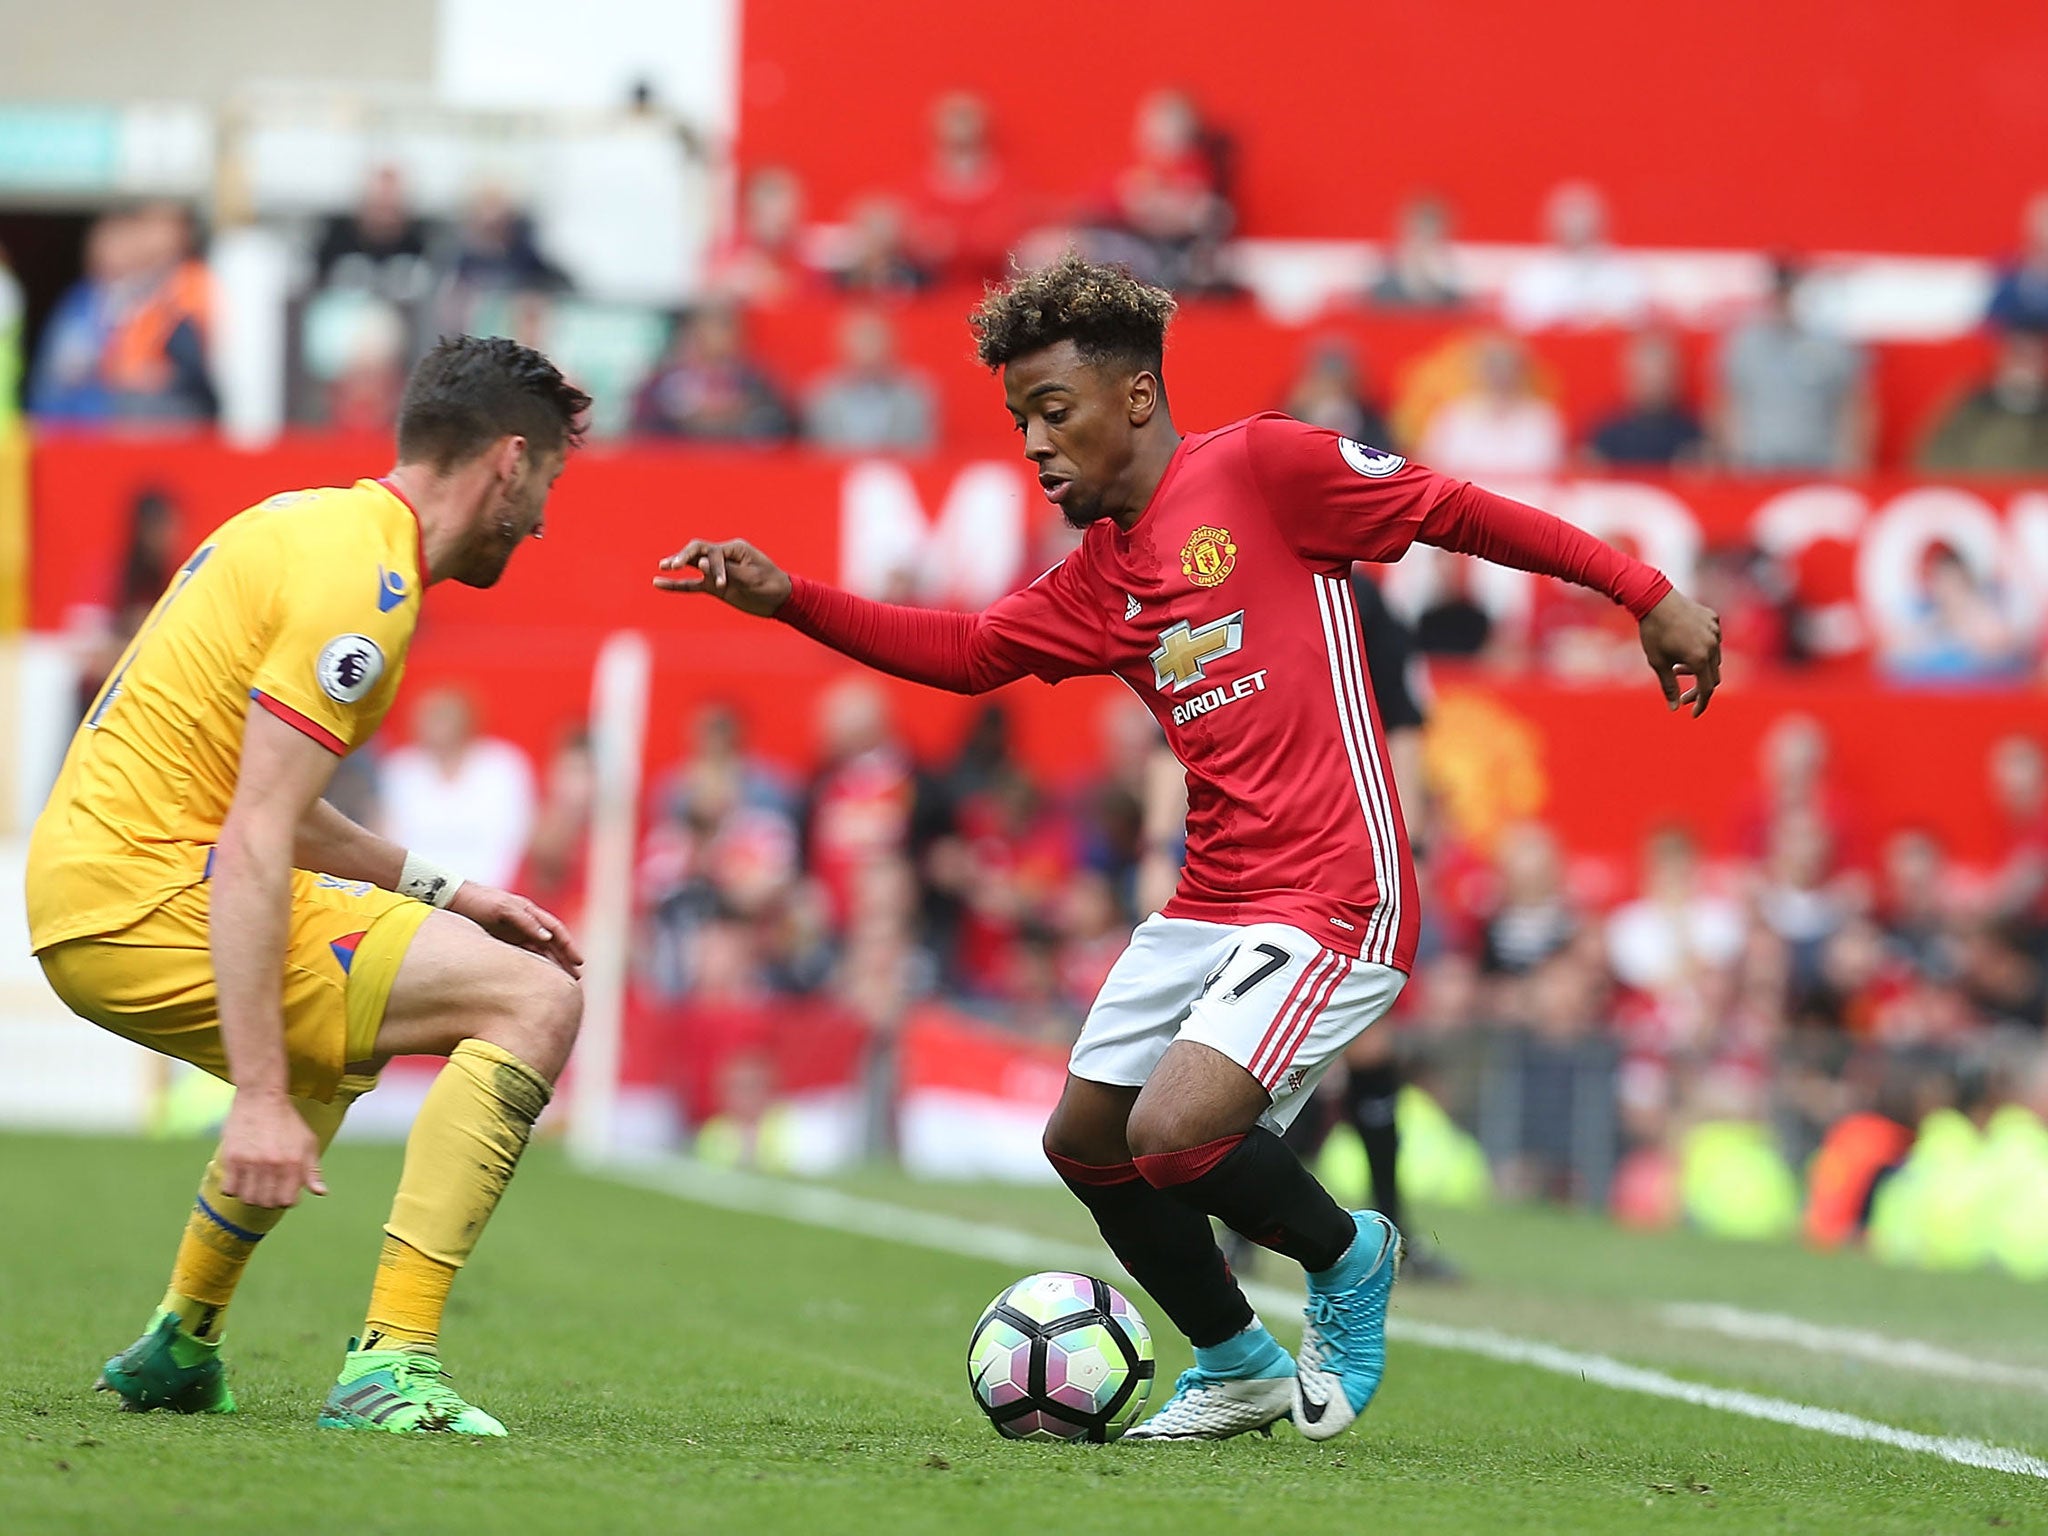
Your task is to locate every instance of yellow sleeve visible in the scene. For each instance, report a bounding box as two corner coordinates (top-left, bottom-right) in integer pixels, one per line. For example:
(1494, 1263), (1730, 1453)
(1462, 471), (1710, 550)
(247, 524), (417, 755)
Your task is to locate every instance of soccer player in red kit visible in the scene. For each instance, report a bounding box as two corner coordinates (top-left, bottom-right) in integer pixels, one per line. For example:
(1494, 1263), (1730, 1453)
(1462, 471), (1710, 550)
(655, 254), (1721, 1442)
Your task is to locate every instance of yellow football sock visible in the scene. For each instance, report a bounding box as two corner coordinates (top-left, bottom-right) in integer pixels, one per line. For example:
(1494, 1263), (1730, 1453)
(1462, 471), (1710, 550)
(161, 1159), (286, 1342)
(363, 1040), (550, 1354)
(160, 1079), (369, 1342)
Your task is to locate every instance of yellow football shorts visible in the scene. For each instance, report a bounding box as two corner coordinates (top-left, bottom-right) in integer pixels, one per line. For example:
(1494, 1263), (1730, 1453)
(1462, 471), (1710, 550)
(37, 870), (434, 1103)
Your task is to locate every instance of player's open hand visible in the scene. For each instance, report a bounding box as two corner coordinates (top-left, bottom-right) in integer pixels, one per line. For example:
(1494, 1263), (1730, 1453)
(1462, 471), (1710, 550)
(450, 883), (585, 978)
(1639, 589), (1723, 717)
(219, 1089), (326, 1208)
(653, 538), (793, 617)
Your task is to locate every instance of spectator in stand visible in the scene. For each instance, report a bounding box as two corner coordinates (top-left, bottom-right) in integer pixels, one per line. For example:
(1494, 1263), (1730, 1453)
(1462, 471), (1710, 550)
(448, 185), (568, 296)
(1987, 190), (2048, 334)
(1880, 544), (2028, 686)
(804, 308), (938, 453)
(805, 678), (918, 930)
(1714, 257), (1871, 473)
(1416, 333), (1566, 480)
(522, 728), (595, 919)
(314, 164), (432, 302)
(0, 241), (20, 426)
(909, 91), (1027, 284)
(378, 688), (538, 890)
(1495, 942), (1619, 1204)
(832, 196), (933, 297)
(1919, 330), (2048, 474)
(637, 701), (806, 1001)
(31, 211), (129, 420)
(1413, 562), (1495, 658)
(1754, 808), (1847, 991)
(949, 767), (1076, 1002)
(1877, 829), (1956, 982)
(34, 204), (216, 425)
(1104, 88), (1234, 293)
(1583, 330), (1705, 467)
(634, 303), (794, 442)
(1280, 335), (1393, 446)
(1501, 181), (1648, 332)
(1989, 735), (2048, 928)
(107, 203), (217, 424)
(1737, 713), (1862, 866)
(1482, 823), (1579, 979)
(659, 701), (797, 826)
(320, 298), (410, 432)
(710, 166), (810, 307)
(1368, 194), (1465, 311)
(1606, 827), (1745, 998)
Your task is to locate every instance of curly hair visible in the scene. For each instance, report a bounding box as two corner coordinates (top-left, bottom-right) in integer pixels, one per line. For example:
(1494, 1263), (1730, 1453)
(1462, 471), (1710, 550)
(969, 250), (1178, 374)
(397, 334), (592, 470)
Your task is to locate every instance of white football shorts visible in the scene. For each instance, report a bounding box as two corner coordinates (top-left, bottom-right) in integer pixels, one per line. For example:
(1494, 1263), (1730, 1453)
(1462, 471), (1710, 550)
(1068, 914), (1406, 1131)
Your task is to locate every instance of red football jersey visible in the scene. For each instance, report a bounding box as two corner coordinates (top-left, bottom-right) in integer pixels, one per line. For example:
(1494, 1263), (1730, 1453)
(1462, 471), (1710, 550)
(976, 413), (1451, 968)
(780, 412), (1671, 973)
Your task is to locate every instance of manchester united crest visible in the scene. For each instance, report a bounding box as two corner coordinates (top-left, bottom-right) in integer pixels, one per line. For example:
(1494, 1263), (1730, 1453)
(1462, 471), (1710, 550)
(1179, 525), (1238, 588)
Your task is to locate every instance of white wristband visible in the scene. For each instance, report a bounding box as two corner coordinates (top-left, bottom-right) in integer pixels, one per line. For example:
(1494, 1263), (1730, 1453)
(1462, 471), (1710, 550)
(398, 851), (463, 908)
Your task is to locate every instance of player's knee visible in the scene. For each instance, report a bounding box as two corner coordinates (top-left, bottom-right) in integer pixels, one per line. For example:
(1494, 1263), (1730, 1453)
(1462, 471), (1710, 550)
(1042, 1089), (1132, 1170)
(522, 964), (583, 1055)
(476, 957), (581, 1081)
(1124, 1099), (1228, 1163)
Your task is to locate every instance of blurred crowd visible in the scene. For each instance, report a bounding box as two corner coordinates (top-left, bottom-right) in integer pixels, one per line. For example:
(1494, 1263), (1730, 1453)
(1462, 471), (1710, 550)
(3, 91), (2045, 478)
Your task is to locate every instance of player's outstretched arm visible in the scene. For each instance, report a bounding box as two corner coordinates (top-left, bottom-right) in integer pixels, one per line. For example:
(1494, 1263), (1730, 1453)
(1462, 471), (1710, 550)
(213, 705), (344, 1207)
(1415, 482), (1723, 716)
(653, 538), (1054, 694)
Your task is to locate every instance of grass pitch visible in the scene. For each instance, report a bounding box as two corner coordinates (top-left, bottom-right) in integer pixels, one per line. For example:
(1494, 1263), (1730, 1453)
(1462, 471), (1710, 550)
(2, 1134), (2044, 1535)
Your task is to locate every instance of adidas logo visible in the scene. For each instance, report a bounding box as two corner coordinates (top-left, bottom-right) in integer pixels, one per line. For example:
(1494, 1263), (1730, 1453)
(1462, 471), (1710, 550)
(1125, 592), (1142, 621)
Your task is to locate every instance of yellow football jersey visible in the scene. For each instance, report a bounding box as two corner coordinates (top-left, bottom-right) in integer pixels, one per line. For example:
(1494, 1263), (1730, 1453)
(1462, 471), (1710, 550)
(27, 478), (423, 952)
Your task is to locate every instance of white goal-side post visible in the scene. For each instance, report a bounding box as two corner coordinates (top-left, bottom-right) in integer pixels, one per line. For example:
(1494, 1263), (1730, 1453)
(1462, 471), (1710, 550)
(568, 629), (651, 1166)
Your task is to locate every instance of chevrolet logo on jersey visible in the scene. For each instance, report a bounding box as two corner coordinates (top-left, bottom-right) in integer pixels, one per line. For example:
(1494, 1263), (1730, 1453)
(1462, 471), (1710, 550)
(1150, 610), (1245, 692)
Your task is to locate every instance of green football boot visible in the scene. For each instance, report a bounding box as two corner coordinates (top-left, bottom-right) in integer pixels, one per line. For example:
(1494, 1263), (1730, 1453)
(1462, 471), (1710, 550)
(96, 1311), (237, 1415)
(318, 1341), (507, 1436)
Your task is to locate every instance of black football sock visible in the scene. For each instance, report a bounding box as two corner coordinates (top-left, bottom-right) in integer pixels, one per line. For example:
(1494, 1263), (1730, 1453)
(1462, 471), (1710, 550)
(1343, 1060), (1405, 1232)
(1048, 1153), (1254, 1348)
(1136, 1128), (1356, 1273)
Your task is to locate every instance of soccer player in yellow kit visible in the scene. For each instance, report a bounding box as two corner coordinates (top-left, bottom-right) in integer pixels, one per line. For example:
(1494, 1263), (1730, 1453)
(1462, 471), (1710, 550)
(27, 336), (591, 1435)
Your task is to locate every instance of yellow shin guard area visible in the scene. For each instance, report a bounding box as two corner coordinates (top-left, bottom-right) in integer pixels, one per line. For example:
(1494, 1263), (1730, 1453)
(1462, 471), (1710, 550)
(366, 1040), (551, 1352)
(161, 1083), (370, 1342)
(162, 1162), (285, 1341)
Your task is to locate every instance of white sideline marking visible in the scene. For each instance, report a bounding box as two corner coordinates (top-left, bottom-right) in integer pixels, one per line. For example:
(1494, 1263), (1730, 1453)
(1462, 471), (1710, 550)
(1660, 1302), (2048, 1393)
(596, 1158), (2048, 1483)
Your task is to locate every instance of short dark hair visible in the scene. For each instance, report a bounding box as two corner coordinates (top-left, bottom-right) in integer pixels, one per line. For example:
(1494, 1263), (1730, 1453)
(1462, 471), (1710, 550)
(396, 335), (591, 470)
(970, 251), (1177, 375)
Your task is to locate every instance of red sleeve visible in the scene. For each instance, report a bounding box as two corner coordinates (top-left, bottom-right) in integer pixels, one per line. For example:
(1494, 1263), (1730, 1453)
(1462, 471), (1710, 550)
(776, 558), (1106, 694)
(1246, 413), (1462, 568)
(1418, 482), (1673, 620)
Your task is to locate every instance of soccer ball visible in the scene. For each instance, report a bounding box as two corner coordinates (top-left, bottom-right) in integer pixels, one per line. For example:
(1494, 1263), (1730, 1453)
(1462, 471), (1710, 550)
(967, 1272), (1155, 1442)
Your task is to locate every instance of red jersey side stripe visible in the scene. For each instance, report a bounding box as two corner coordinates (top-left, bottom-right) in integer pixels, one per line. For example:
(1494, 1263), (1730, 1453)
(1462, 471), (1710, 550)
(249, 689), (347, 756)
(1261, 949), (1351, 1089)
(1248, 948), (1341, 1084)
(1314, 576), (1401, 965)
(1328, 577), (1406, 965)
(1327, 581), (1409, 966)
